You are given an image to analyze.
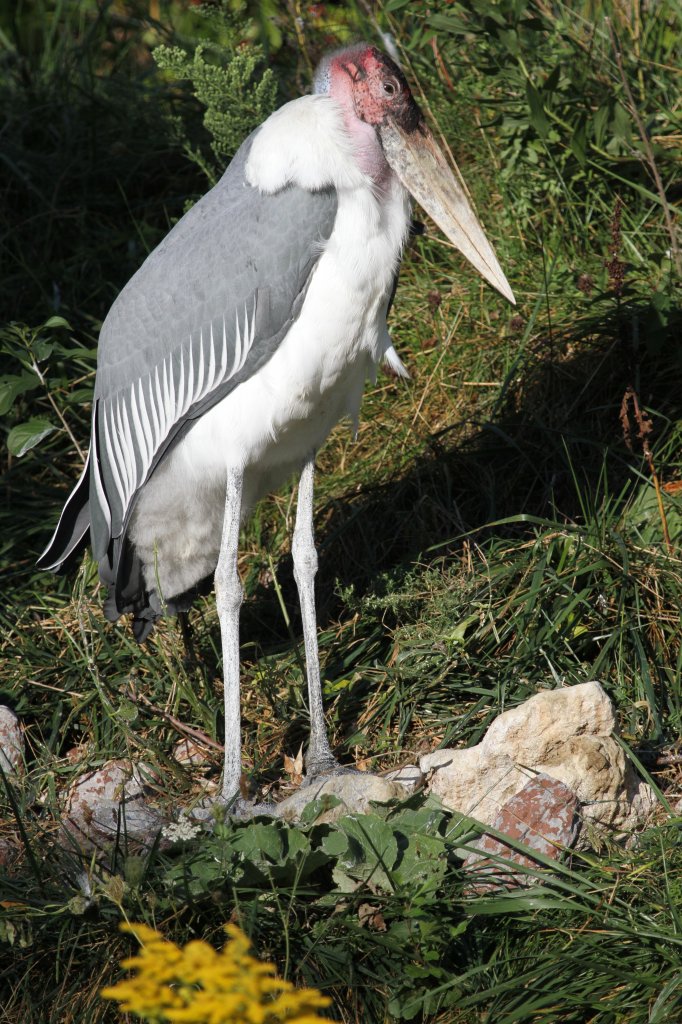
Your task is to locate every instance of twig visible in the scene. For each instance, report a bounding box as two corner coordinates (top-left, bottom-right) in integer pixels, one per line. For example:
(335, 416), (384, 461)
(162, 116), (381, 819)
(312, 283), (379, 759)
(131, 690), (224, 751)
(29, 355), (86, 462)
(430, 35), (455, 92)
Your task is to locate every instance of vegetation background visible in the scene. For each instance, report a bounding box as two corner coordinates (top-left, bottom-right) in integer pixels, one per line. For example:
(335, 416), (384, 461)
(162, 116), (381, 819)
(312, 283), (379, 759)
(0, 0), (680, 1021)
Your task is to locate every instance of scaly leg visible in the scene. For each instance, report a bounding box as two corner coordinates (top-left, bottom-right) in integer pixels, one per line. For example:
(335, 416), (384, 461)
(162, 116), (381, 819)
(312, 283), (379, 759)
(292, 457), (339, 777)
(214, 467), (244, 804)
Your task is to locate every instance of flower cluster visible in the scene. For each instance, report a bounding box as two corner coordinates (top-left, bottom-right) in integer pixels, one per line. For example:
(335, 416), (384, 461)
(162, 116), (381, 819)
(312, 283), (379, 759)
(101, 922), (331, 1023)
(160, 814), (203, 844)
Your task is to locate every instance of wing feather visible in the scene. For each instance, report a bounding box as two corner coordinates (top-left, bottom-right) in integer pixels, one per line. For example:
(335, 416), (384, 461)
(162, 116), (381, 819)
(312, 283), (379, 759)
(40, 130), (338, 613)
(83, 130), (338, 607)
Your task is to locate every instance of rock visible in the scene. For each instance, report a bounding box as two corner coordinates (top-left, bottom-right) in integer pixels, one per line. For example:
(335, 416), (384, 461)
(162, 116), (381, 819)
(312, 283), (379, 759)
(462, 775), (580, 892)
(172, 737), (211, 767)
(63, 759), (166, 850)
(481, 682), (615, 759)
(0, 706), (24, 775)
(420, 682), (656, 839)
(383, 764), (423, 792)
(275, 772), (408, 824)
(422, 746), (518, 824)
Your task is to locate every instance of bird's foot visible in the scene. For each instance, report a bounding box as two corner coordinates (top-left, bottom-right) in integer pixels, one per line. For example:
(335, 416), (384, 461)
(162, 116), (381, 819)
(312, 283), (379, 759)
(303, 752), (362, 787)
(223, 796), (276, 820)
(186, 790), (276, 824)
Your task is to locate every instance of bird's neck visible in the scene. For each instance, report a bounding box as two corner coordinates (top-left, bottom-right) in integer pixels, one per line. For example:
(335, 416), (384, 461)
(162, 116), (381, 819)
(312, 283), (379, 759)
(339, 110), (393, 191)
(245, 96), (379, 196)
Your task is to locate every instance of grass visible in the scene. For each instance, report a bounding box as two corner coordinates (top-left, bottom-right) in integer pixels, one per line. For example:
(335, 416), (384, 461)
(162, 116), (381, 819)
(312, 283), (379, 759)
(1, 1), (681, 1021)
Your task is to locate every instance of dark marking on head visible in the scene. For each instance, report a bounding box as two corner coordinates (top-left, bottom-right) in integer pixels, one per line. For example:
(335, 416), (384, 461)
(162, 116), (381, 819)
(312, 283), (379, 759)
(352, 46), (423, 133)
(319, 42), (424, 134)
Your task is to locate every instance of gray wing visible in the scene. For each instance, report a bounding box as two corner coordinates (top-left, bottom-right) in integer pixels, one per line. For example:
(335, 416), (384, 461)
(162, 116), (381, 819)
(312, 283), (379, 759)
(89, 131), (338, 560)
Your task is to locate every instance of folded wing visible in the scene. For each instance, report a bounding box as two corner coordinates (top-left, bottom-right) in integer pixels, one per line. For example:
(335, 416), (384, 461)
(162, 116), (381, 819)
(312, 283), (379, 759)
(38, 133), (339, 620)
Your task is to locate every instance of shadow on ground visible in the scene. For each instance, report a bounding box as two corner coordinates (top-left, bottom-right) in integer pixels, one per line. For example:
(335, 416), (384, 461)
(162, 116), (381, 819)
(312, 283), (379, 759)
(241, 294), (682, 644)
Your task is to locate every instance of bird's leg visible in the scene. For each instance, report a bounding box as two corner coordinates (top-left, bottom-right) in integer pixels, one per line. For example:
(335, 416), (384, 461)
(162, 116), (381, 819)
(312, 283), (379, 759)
(293, 457), (340, 778)
(214, 467), (244, 804)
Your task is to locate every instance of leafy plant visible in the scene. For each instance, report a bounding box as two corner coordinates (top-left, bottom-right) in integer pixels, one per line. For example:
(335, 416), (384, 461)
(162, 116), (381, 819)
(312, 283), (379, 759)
(154, 4), (278, 185)
(0, 318), (95, 459)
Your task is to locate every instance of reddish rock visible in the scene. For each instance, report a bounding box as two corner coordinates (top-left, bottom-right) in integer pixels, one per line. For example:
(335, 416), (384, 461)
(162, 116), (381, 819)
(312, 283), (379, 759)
(62, 759), (166, 851)
(462, 774), (579, 893)
(421, 681), (656, 838)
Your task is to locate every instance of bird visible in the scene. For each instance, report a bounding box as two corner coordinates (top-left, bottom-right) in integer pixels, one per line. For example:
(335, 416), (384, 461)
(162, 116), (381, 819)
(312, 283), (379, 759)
(38, 42), (514, 812)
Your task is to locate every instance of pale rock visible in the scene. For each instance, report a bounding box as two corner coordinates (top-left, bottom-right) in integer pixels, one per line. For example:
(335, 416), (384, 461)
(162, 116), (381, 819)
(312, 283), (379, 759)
(0, 706), (24, 775)
(423, 747), (521, 824)
(63, 759), (166, 850)
(275, 772), (407, 824)
(383, 764), (423, 792)
(173, 737), (211, 767)
(420, 682), (656, 838)
(480, 681), (615, 759)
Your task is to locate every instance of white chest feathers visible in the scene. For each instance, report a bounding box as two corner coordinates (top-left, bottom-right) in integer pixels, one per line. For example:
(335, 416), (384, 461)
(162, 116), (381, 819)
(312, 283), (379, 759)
(129, 96), (411, 600)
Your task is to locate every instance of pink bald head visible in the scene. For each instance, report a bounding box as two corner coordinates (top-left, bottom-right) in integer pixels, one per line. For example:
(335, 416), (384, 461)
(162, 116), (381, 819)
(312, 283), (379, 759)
(314, 43), (424, 184)
(313, 44), (516, 304)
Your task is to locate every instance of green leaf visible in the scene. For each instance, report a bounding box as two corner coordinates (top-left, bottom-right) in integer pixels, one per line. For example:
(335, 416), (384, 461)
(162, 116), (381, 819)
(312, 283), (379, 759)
(230, 821), (284, 864)
(299, 793), (341, 825)
(52, 344), (98, 361)
(447, 613), (479, 645)
(64, 387), (95, 404)
(321, 829), (350, 858)
(525, 79), (550, 137)
(427, 13), (470, 35)
(335, 815), (399, 892)
(32, 340), (53, 363)
(543, 66), (561, 92)
(42, 316), (71, 330)
(0, 373), (39, 416)
(7, 418), (56, 457)
(570, 118), (587, 167)
(611, 101), (632, 140)
(498, 28), (521, 56)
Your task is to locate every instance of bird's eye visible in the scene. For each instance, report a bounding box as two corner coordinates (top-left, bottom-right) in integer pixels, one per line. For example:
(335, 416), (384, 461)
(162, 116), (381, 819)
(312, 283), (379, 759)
(383, 80), (398, 97)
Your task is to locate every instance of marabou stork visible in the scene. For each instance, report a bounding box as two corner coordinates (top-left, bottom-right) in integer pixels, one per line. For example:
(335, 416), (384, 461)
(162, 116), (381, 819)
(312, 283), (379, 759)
(38, 43), (514, 810)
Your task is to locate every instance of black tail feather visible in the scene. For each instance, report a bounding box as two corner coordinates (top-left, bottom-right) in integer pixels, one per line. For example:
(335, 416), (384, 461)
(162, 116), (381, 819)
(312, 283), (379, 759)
(38, 448), (210, 643)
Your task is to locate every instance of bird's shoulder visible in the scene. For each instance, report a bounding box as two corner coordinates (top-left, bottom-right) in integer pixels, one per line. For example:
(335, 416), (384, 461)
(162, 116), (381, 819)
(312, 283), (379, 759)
(94, 125), (339, 397)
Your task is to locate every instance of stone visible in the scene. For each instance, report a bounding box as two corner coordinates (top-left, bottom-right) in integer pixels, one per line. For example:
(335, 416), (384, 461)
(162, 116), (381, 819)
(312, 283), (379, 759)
(420, 682), (656, 839)
(63, 759), (166, 850)
(0, 706), (23, 775)
(462, 774), (580, 892)
(173, 737), (211, 767)
(275, 772), (408, 824)
(480, 682), (615, 759)
(383, 764), (423, 792)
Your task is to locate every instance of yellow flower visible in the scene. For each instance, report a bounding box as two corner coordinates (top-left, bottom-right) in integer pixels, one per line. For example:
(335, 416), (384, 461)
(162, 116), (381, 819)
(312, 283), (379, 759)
(101, 922), (332, 1023)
